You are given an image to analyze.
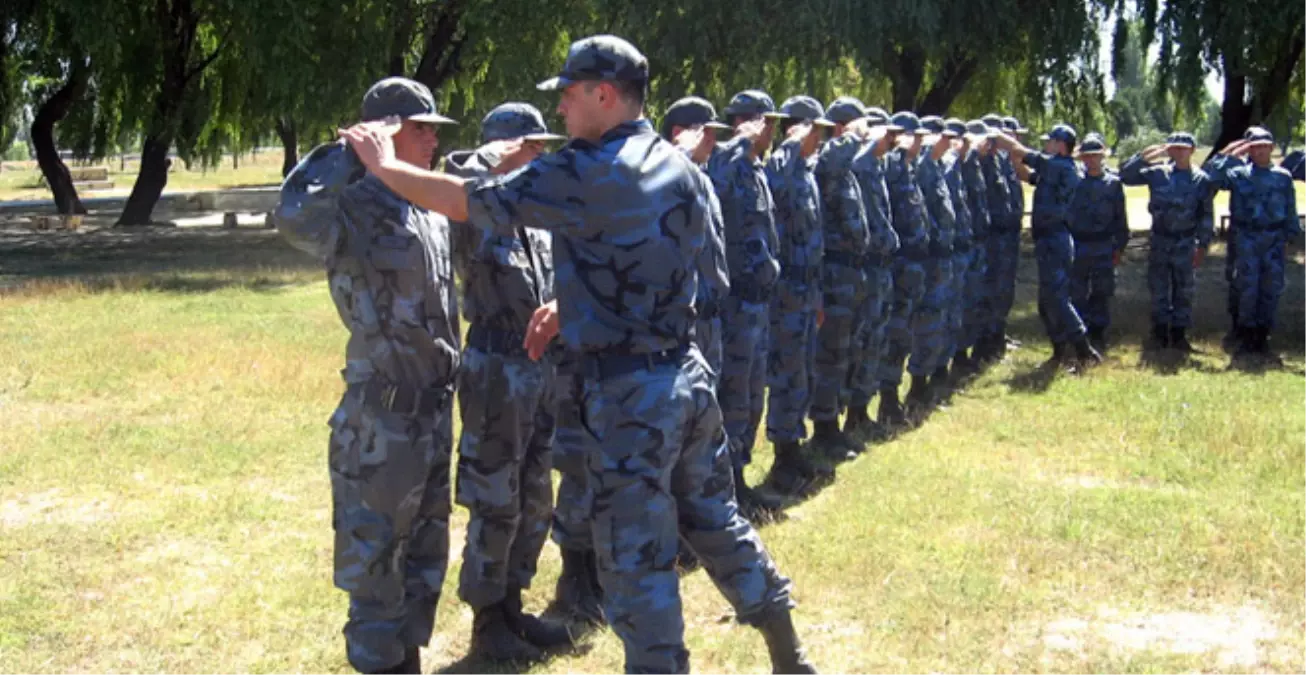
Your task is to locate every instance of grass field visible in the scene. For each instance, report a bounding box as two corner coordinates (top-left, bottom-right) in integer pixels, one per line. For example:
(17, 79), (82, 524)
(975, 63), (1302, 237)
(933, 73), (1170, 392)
(0, 153), (286, 202)
(0, 226), (1303, 673)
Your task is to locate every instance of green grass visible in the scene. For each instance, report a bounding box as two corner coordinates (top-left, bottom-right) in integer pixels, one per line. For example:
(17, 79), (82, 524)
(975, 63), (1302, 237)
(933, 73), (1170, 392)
(0, 230), (1302, 673)
(0, 153), (285, 202)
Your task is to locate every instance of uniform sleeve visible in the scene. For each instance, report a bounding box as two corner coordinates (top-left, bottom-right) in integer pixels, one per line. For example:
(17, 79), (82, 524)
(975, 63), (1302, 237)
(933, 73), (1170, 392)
(816, 137), (868, 250)
(1196, 177), (1215, 248)
(1118, 154), (1154, 186)
(710, 136), (753, 170)
(1111, 181), (1130, 251)
(464, 147), (594, 234)
(815, 134), (862, 176)
(697, 177), (731, 302)
(717, 150), (780, 289)
(272, 142), (360, 260)
(1020, 151), (1048, 174)
(1283, 176), (1303, 238)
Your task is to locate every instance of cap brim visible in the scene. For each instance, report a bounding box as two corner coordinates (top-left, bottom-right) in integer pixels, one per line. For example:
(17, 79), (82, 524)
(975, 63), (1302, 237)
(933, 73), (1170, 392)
(1077, 149), (1107, 155)
(522, 132), (568, 142)
(1244, 139), (1275, 147)
(813, 118), (836, 128)
(912, 129), (929, 135)
(407, 112), (458, 124)
(940, 130), (959, 138)
(762, 112), (789, 119)
(1165, 143), (1196, 149)
(536, 75), (573, 91)
(704, 122), (731, 131)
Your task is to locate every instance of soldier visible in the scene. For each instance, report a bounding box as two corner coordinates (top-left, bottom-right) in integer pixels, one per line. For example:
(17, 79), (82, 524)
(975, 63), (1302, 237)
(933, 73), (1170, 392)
(809, 96), (871, 458)
(906, 116), (958, 410)
(1205, 127), (1301, 363)
(1119, 132), (1215, 353)
(941, 118), (976, 380)
(442, 102), (572, 661)
(991, 123), (1102, 368)
(996, 116), (1029, 351)
(1068, 133), (1128, 353)
(876, 112), (932, 426)
(273, 76), (460, 675)
(958, 120), (994, 374)
(339, 35), (815, 674)
(709, 89), (784, 516)
(975, 117), (1014, 363)
(765, 95), (833, 492)
(846, 108), (903, 440)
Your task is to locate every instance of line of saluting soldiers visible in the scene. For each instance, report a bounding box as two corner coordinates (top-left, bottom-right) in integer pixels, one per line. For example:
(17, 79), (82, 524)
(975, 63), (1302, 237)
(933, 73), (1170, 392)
(274, 33), (1301, 675)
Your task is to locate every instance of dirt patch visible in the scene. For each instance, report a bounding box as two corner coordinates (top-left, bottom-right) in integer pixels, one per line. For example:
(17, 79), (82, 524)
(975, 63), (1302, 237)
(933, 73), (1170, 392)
(0, 488), (116, 527)
(1040, 604), (1280, 667)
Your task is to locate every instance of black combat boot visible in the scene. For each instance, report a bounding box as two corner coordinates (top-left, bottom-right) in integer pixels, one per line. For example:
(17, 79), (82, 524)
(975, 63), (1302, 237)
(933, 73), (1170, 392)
(756, 607), (818, 674)
(904, 373), (932, 412)
(470, 602), (543, 663)
(734, 463), (783, 518)
(505, 585), (572, 649)
(931, 364), (951, 395)
(553, 548), (604, 627)
(1170, 326), (1194, 353)
(951, 349), (975, 378)
(369, 647), (420, 674)
(810, 419), (856, 461)
(1072, 336), (1103, 368)
(1149, 323), (1170, 350)
(1001, 322), (1022, 350)
(877, 385), (905, 428)
(770, 441), (827, 496)
(1045, 342), (1067, 368)
(843, 404), (872, 443)
(1086, 326), (1107, 354)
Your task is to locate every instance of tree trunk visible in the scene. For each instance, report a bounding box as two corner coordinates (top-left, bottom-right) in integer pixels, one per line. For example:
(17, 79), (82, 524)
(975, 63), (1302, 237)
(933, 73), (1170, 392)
(118, 135), (173, 225)
(275, 117), (297, 177)
(411, 0), (469, 94)
(917, 52), (979, 116)
(32, 58), (91, 215)
(889, 45), (926, 113)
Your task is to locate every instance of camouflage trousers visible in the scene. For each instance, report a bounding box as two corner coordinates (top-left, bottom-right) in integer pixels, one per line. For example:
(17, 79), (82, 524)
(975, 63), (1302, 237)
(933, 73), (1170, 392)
(695, 315), (724, 387)
(848, 265), (894, 408)
(718, 296), (770, 468)
(810, 262), (868, 422)
(1035, 231), (1087, 344)
(581, 348), (794, 673)
(908, 256), (955, 377)
(455, 343), (555, 610)
(766, 281), (820, 443)
(1226, 227), (1239, 322)
(878, 257), (926, 388)
(987, 224), (1022, 337)
(1070, 241), (1117, 332)
(329, 384), (453, 673)
(962, 240), (990, 352)
(1147, 233), (1198, 328)
(948, 247), (974, 356)
(551, 354), (591, 552)
(1231, 228), (1288, 330)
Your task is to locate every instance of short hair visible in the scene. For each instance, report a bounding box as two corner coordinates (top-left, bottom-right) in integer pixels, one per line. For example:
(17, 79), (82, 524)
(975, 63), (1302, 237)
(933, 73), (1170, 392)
(586, 79), (647, 107)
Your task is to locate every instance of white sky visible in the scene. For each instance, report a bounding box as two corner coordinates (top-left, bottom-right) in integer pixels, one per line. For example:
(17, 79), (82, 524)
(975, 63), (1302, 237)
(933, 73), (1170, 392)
(1096, 8), (1226, 102)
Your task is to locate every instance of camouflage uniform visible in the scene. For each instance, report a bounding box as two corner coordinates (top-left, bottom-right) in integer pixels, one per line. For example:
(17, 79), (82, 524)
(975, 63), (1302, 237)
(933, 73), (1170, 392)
(811, 131), (870, 426)
(707, 100), (780, 471)
(765, 115), (825, 446)
(1069, 152), (1128, 337)
(958, 126), (992, 356)
(275, 132), (460, 671)
(942, 141), (974, 366)
(847, 118), (901, 413)
(1021, 140), (1088, 346)
(1205, 129), (1301, 347)
(444, 130), (559, 617)
(463, 111), (794, 672)
(1120, 144), (1214, 334)
(907, 149), (956, 381)
(995, 117), (1027, 345)
(980, 141), (1015, 353)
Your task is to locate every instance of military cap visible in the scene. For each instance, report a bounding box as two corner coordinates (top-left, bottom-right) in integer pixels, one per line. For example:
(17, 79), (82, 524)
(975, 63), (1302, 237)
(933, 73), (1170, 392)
(537, 34), (648, 91)
(780, 96), (835, 127)
(966, 119), (990, 136)
(826, 96), (868, 124)
(864, 106), (902, 130)
(661, 96), (731, 138)
(944, 118), (969, 137)
(481, 102), (565, 142)
(920, 115), (957, 137)
(361, 77), (457, 124)
(1002, 116), (1028, 134)
(891, 111), (926, 134)
(1077, 133), (1108, 155)
(723, 89), (785, 118)
(1046, 123), (1077, 147)
(1243, 126), (1275, 146)
(981, 114), (1005, 130)
(1165, 131), (1197, 148)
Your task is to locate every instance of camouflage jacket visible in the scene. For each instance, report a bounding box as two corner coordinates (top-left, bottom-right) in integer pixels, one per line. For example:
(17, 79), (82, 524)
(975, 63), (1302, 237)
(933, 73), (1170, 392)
(1001, 150), (1025, 220)
(943, 152), (974, 246)
(273, 142), (460, 389)
(814, 135), (870, 257)
(851, 147), (901, 259)
(1070, 171), (1129, 250)
(915, 153), (957, 254)
(981, 151), (1014, 230)
(1204, 155), (1301, 237)
(765, 138), (825, 280)
(885, 148), (931, 258)
(445, 148), (555, 333)
(1120, 155), (1215, 245)
(464, 119), (726, 354)
(1021, 152), (1081, 238)
(677, 148), (731, 313)
(707, 136), (781, 293)
(960, 149), (991, 240)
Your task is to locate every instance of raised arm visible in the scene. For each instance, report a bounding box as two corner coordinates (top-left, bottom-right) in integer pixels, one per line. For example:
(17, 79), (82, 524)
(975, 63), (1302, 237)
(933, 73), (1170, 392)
(272, 142), (360, 260)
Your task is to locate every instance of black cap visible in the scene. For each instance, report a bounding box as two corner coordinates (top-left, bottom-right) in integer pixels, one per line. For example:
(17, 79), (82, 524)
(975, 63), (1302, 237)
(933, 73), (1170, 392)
(944, 118), (968, 137)
(779, 95), (835, 127)
(981, 114), (1005, 130)
(361, 77), (457, 124)
(1002, 116), (1028, 134)
(661, 96), (731, 138)
(892, 111), (925, 134)
(481, 102), (565, 142)
(826, 96), (868, 124)
(1165, 132), (1197, 148)
(966, 119), (990, 135)
(920, 115), (956, 137)
(1047, 123), (1077, 147)
(723, 89), (783, 119)
(1078, 133), (1108, 155)
(537, 34), (648, 91)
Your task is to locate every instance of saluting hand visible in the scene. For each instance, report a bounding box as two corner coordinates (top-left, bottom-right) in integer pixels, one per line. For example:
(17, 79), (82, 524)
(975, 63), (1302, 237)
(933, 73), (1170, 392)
(338, 116), (401, 173)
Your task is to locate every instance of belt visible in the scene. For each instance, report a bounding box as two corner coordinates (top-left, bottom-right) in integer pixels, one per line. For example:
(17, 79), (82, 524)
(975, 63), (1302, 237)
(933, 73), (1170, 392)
(466, 323), (527, 357)
(1071, 229), (1117, 243)
(362, 378), (453, 418)
(780, 264), (820, 284)
(822, 249), (864, 268)
(730, 279), (770, 304)
(580, 344), (690, 381)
